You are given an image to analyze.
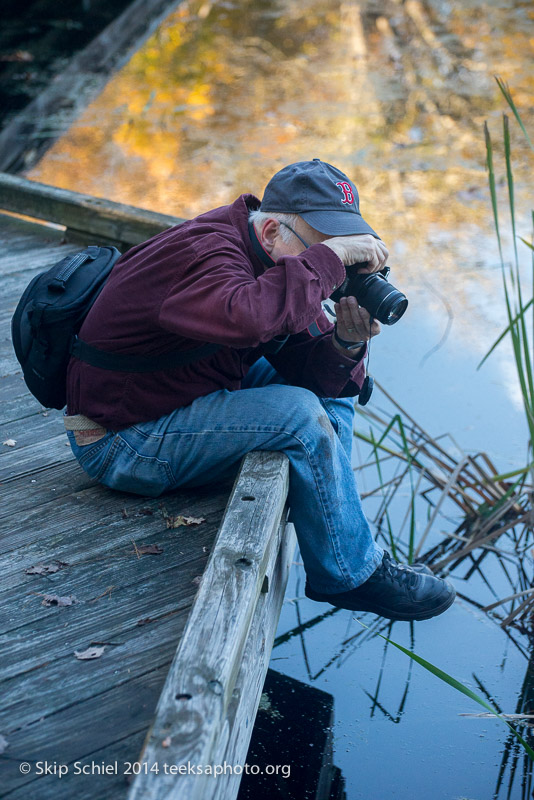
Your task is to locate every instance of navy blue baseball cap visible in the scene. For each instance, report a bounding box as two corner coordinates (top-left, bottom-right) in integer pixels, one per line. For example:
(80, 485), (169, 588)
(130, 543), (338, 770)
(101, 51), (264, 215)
(260, 158), (378, 238)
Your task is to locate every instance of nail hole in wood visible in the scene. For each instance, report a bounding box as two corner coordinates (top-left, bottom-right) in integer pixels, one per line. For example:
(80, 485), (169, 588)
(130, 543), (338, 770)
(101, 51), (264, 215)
(235, 557), (253, 568)
(241, 495), (255, 501)
(175, 693), (192, 701)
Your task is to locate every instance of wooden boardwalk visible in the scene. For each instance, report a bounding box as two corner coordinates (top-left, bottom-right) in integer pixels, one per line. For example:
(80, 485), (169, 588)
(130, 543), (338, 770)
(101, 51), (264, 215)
(0, 175), (296, 799)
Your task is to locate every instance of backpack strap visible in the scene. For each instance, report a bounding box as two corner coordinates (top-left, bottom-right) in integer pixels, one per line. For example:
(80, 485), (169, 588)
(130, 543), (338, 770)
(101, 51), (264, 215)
(70, 336), (222, 373)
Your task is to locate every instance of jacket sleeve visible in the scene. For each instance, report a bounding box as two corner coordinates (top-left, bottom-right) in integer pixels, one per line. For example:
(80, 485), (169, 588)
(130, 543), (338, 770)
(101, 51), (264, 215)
(264, 312), (368, 398)
(157, 235), (346, 347)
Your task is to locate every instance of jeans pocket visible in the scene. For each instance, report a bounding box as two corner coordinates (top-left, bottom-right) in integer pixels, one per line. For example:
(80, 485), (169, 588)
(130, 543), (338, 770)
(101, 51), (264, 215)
(67, 430), (115, 482)
(101, 437), (176, 497)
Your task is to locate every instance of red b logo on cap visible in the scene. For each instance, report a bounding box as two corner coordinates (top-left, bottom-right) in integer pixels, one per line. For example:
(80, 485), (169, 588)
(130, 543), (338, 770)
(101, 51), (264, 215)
(336, 182), (355, 205)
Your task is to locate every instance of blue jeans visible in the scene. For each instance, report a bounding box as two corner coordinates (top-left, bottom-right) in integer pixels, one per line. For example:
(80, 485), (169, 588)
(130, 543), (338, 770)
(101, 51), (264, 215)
(66, 358), (382, 593)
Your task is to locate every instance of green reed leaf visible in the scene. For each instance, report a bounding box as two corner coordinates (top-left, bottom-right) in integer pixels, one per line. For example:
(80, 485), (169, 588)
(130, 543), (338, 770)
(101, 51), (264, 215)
(484, 121), (504, 266)
(477, 297), (533, 369)
(357, 620), (534, 762)
(495, 76), (534, 151)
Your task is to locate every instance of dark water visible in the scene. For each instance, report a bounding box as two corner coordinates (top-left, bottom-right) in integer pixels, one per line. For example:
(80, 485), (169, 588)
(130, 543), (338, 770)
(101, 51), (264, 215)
(0, 0), (133, 128)
(12, 0), (534, 797)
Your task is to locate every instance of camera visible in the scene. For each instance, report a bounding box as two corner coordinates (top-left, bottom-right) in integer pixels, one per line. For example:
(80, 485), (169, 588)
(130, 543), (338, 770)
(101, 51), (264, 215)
(330, 265), (408, 325)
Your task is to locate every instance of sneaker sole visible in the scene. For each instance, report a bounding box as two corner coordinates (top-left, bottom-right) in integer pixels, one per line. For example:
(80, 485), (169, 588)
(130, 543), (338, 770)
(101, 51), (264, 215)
(306, 587), (456, 621)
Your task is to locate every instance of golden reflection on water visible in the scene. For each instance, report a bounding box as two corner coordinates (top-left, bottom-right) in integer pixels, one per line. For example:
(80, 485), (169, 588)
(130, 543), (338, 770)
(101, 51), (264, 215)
(27, 0), (533, 336)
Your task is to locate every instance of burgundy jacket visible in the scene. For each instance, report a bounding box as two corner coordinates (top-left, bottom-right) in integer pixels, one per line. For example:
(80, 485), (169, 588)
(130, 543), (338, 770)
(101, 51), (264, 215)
(66, 194), (368, 430)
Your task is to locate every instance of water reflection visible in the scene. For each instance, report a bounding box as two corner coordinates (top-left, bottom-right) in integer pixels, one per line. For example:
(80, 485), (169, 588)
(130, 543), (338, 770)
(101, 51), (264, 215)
(26, 0), (533, 238)
(25, 0), (534, 402)
(278, 547), (534, 799)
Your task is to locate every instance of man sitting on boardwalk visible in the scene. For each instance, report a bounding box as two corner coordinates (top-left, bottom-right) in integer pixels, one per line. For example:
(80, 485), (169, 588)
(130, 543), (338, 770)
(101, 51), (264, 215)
(64, 158), (455, 621)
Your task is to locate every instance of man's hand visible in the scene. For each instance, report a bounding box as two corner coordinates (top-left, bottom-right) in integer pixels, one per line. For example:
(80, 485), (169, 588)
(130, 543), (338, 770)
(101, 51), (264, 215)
(334, 296), (381, 344)
(322, 234), (388, 272)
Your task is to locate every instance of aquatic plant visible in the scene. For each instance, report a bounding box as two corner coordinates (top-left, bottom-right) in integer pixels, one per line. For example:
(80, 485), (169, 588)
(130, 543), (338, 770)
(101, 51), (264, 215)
(356, 620), (534, 763)
(354, 381), (533, 631)
(352, 80), (534, 631)
(481, 77), (534, 481)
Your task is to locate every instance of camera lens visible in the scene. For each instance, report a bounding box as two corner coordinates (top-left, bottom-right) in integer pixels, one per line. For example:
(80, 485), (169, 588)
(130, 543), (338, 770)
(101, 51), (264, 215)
(374, 289), (408, 325)
(330, 267), (408, 326)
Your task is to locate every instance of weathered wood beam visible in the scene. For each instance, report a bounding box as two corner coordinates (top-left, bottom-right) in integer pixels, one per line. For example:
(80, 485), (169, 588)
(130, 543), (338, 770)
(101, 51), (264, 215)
(0, 173), (184, 246)
(128, 450), (292, 800)
(210, 521), (297, 800)
(0, 0), (184, 174)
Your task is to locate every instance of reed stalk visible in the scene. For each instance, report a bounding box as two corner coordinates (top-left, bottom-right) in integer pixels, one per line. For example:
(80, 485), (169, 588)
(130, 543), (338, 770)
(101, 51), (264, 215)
(482, 78), (534, 481)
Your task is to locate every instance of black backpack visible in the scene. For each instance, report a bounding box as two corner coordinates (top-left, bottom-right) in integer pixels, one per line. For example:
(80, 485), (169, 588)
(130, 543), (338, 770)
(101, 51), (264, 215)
(11, 245), (222, 410)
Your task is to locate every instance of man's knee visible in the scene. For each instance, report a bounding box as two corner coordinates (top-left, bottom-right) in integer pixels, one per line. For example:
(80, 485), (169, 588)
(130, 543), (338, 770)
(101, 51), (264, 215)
(271, 385), (335, 438)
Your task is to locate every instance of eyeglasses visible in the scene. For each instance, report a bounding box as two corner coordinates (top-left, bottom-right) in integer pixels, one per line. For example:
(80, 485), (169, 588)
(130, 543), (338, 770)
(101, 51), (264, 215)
(278, 221), (311, 250)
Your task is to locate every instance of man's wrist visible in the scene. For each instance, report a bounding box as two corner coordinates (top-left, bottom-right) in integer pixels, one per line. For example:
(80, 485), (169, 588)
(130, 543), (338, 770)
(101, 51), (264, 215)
(331, 327), (366, 359)
(333, 325), (365, 350)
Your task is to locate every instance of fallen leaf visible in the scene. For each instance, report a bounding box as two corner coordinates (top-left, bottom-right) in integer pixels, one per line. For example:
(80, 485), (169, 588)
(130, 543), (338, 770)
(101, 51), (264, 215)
(2, 439), (16, 447)
(162, 736), (172, 747)
(166, 515), (206, 529)
(0, 734), (8, 754)
(137, 507), (154, 516)
(26, 561), (68, 575)
(74, 646), (105, 660)
(41, 593), (76, 607)
(121, 508), (129, 519)
(136, 544), (163, 555)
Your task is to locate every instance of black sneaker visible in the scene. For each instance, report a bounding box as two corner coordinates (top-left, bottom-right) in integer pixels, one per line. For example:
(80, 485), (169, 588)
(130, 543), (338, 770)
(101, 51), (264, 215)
(305, 551), (455, 621)
(393, 557), (433, 576)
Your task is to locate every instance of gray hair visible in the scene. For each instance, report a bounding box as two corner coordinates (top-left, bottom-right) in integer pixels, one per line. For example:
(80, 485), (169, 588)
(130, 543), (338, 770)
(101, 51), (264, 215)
(248, 209), (301, 244)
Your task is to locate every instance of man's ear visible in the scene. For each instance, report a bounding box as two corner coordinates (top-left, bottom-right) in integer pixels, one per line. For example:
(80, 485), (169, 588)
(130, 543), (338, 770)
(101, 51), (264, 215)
(259, 218), (280, 254)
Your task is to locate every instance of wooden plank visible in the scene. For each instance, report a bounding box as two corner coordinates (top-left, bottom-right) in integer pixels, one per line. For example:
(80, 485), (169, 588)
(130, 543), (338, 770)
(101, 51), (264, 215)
(2, 729), (146, 800)
(0, 459), (98, 516)
(0, 490), (226, 634)
(0, 409), (65, 455)
(0, 378), (42, 423)
(1, 665), (173, 795)
(0, 477), (231, 583)
(127, 451), (290, 800)
(1, 608), (190, 731)
(210, 522), (297, 800)
(0, 372), (28, 398)
(1, 456), (293, 800)
(0, 173), (183, 246)
(0, 536), (217, 683)
(0, 212), (71, 272)
(0, 432), (75, 481)
(0, 393), (45, 425)
(0, 213), (78, 271)
(1, 571), (196, 733)
(0, 0), (184, 174)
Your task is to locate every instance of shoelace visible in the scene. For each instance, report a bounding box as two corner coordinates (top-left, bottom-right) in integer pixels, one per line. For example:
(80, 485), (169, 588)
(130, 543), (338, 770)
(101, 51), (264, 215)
(379, 551), (420, 589)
